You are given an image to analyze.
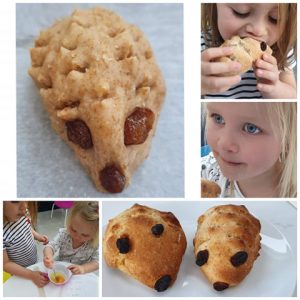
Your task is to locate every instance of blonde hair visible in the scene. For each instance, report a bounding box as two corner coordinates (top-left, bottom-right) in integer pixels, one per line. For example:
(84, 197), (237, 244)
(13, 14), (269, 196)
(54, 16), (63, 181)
(202, 102), (297, 198)
(201, 3), (297, 70)
(265, 103), (297, 198)
(67, 201), (99, 248)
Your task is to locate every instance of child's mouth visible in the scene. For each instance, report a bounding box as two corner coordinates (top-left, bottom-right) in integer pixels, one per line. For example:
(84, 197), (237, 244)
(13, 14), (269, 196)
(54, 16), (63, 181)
(220, 156), (243, 166)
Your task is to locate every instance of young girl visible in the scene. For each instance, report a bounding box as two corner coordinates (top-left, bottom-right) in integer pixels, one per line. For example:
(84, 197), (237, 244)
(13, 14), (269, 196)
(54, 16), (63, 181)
(201, 3), (296, 99)
(3, 201), (49, 287)
(43, 201), (99, 274)
(201, 102), (296, 197)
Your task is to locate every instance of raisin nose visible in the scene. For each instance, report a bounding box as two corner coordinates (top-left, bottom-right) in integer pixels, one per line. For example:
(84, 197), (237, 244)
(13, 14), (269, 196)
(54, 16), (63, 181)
(196, 249), (209, 266)
(260, 41), (267, 51)
(116, 237), (130, 254)
(151, 224), (164, 236)
(154, 275), (172, 292)
(213, 282), (229, 291)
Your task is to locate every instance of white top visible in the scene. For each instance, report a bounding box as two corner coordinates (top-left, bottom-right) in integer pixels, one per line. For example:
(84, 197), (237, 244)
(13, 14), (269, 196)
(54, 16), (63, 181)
(47, 228), (99, 265)
(201, 151), (244, 198)
(201, 33), (296, 99)
(3, 216), (37, 267)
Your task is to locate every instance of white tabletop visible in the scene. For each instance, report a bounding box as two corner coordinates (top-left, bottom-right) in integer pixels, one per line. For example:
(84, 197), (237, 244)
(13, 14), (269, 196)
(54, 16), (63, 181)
(3, 261), (98, 297)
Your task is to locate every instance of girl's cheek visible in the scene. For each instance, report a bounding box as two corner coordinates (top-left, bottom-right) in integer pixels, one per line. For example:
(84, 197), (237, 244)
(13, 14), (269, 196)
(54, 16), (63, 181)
(206, 127), (216, 147)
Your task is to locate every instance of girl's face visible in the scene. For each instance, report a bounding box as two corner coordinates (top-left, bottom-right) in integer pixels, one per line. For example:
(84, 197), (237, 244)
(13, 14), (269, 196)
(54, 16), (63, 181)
(216, 4), (280, 46)
(206, 103), (281, 181)
(68, 213), (95, 245)
(4, 201), (27, 222)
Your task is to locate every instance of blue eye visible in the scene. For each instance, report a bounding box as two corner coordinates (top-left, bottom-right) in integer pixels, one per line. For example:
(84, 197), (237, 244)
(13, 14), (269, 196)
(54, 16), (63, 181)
(243, 123), (261, 134)
(211, 113), (225, 125)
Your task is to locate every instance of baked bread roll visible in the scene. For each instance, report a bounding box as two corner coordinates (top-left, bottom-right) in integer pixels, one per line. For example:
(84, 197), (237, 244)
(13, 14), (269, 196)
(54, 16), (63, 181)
(103, 204), (187, 292)
(194, 204), (261, 291)
(28, 7), (165, 193)
(215, 35), (272, 76)
(201, 179), (221, 198)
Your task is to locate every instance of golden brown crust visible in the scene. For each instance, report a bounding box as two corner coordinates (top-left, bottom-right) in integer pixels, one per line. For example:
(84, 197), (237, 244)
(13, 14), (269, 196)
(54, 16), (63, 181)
(103, 204), (187, 291)
(194, 204), (261, 290)
(201, 179), (221, 198)
(28, 7), (165, 193)
(215, 35), (272, 76)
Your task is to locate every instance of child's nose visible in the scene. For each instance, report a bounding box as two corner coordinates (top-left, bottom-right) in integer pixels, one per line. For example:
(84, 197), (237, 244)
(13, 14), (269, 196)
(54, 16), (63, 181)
(20, 202), (27, 211)
(218, 133), (239, 153)
(245, 19), (267, 38)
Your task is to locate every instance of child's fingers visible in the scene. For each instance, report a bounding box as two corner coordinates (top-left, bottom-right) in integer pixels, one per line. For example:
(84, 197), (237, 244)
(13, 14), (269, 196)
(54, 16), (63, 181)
(257, 82), (273, 93)
(262, 53), (277, 65)
(202, 47), (233, 62)
(202, 75), (241, 94)
(255, 59), (275, 71)
(40, 273), (49, 282)
(68, 266), (78, 274)
(256, 69), (278, 82)
(202, 61), (241, 76)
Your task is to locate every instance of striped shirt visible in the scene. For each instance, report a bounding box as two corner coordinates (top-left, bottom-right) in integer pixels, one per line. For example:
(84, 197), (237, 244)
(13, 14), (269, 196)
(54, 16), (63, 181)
(3, 216), (37, 267)
(201, 34), (296, 99)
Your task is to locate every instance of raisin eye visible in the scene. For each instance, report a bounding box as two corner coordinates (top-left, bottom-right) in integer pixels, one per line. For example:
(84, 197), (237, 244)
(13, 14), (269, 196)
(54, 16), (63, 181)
(151, 224), (164, 236)
(196, 250), (209, 266)
(116, 237), (130, 254)
(66, 119), (93, 149)
(230, 251), (248, 267)
(260, 41), (267, 51)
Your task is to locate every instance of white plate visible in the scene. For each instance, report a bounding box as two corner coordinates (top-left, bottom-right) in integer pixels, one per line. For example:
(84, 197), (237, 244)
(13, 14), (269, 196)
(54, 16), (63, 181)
(102, 201), (296, 297)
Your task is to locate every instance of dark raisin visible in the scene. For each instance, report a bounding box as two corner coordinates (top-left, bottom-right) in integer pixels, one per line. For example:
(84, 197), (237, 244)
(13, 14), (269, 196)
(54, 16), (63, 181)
(100, 165), (126, 193)
(65, 119), (93, 149)
(260, 41), (267, 51)
(230, 251), (248, 267)
(213, 282), (229, 291)
(196, 250), (209, 266)
(124, 107), (155, 145)
(154, 275), (172, 292)
(151, 224), (164, 236)
(116, 237), (130, 254)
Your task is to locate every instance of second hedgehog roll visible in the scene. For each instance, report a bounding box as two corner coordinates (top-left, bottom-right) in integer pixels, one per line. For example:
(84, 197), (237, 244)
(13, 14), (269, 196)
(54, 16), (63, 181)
(194, 204), (261, 291)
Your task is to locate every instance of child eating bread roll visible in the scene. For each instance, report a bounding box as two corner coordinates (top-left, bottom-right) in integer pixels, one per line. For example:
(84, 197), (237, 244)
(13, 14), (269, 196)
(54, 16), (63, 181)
(201, 3), (296, 99)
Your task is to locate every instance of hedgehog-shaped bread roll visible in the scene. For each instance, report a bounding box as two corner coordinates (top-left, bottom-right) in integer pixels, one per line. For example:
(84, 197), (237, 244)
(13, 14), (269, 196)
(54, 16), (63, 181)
(194, 204), (261, 291)
(215, 35), (272, 76)
(103, 204), (187, 292)
(201, 179), (221, 198)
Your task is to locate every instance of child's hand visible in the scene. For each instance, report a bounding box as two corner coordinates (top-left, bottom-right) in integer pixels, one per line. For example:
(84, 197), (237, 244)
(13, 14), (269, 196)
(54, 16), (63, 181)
(43, 255), (54, 268)
(255, 53), (279, 97)
(30, 270), (49, 288)
(68, 264), (84, 275)
(40, 235), (49, 245)
(201, 47), (241, 95)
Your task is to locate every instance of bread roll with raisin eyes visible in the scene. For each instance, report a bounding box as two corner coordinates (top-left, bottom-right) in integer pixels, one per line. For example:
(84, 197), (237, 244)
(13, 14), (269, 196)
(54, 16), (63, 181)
(103, 204), (187, 292)
(194, 204), (261, 291)
(214, 35), (272, 76)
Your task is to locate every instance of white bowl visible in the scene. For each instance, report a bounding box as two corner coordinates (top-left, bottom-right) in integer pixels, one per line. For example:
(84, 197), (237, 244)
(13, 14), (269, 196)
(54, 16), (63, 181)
(48, 263), (72, 285)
